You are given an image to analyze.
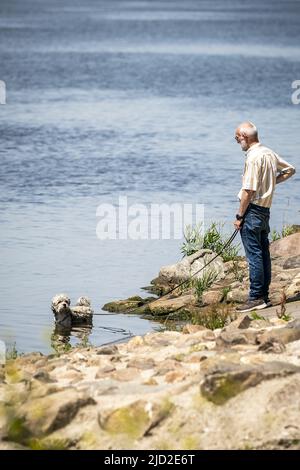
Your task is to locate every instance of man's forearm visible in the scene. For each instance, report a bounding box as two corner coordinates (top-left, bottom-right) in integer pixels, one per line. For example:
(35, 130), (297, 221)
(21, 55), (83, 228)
(238, 189), (255, 216)
(276, 169), (295, 184)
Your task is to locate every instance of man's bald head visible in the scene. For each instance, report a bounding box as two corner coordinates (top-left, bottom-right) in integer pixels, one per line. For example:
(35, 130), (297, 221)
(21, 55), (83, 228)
(236, 121), (258, 137)
(235, 121), (259, 151)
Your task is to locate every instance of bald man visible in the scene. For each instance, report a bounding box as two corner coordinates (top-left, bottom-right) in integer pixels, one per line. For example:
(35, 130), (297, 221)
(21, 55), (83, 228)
(234, 122), (296, 313)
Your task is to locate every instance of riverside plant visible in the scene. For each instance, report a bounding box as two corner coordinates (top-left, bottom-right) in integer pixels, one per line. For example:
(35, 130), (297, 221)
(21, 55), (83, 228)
(192, 269), (218, 303)
(271, 224), (298, 242)
(6, 342), (20, 360)
(191, 303), (236, 330)
(164, 301), (236, 331)
(231, 259), (245, 282)
(178, 267), (218, 301)
(250, 311), (266, 321)
(222, 286), (231, 302)
(181, 222), (240, 262)
(276, 291), (292, 322)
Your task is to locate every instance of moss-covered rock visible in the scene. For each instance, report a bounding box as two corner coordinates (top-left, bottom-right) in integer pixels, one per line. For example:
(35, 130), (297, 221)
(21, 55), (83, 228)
(201, 361), (300, 405)
(147, 294), (196, 317)
(102, 296), (155, 313)
(7, 389), (96, 440)
(98, 399), (174, 439)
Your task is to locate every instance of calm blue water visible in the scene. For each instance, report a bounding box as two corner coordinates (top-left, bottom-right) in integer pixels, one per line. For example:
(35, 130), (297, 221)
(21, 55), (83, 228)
(0, 0), (300, 353)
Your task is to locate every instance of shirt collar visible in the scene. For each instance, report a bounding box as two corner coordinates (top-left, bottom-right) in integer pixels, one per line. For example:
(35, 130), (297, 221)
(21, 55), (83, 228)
(246, 142), (261, 156)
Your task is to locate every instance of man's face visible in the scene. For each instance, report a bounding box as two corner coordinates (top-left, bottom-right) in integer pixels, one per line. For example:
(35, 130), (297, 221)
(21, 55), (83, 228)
(235, 131), (249, 151)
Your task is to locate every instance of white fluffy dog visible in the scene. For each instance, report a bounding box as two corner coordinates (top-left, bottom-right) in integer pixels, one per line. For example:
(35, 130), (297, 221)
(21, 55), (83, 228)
(51, 294), (93, 327)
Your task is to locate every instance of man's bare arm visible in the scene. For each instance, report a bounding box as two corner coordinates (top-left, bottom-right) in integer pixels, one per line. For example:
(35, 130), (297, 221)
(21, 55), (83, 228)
(234, 189), (255, 230)
(238, 189), (255, 216)
(276, 168), (296, 184)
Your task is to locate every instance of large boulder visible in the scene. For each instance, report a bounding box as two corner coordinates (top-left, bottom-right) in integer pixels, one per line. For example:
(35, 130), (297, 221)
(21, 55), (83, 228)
(98, 399), (174, 439)
(4, 389), (96, 441)
(285, 273), (300, 301)
(156, 249), (225, 285)
(283, 255), (300, 269)
(147, 294), (196, 316)
(102, 296), (154, 313)
(256, 319), (300, 346)
(200, 361), (300, 405)
(270, 233), (300, 258)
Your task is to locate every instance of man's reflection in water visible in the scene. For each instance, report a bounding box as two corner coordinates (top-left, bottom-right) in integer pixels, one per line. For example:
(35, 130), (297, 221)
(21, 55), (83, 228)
(51, 323), (93, 354)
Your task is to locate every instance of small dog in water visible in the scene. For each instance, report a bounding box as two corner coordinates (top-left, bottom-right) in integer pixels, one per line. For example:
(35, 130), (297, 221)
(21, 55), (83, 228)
(51, 294), (93, 327)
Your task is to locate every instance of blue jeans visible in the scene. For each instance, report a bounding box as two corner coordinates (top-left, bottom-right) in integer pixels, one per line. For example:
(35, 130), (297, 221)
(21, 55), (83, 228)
(240, 203), (271, 301)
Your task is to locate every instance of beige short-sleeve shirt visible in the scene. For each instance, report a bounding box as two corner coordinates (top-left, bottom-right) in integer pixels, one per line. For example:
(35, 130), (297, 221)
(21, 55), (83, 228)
(237, 143), (296, 208)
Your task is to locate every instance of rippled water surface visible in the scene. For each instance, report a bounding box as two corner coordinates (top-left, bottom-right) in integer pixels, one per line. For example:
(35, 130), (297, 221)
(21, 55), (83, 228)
(0, 0), (300, 353)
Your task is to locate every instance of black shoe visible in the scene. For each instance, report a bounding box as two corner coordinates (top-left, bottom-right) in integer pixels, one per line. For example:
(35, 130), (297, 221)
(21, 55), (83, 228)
(264, 297), (272, 308)
(236, 298), (267, 313)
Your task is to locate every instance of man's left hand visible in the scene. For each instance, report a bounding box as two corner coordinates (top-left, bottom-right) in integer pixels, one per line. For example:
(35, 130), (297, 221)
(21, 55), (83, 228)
(234, 219), (243, 230)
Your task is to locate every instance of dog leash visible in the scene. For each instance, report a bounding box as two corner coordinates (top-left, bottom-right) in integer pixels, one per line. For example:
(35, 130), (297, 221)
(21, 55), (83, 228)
(92, 228), (239, 317)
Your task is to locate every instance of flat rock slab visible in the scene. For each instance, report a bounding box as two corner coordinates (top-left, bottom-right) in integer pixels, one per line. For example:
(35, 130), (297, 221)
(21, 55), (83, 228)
(261, 300), (300, 321)
(270, 233), (300, 257)
(201, 361), (300, 405)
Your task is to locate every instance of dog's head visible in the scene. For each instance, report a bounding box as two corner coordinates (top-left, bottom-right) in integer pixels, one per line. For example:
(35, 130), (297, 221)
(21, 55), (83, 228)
(51, 294), (71, 314)
(76, 296), (91, 307)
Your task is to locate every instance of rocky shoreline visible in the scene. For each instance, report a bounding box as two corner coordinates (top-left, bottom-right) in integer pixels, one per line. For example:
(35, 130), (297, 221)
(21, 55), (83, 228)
(103, 232), (300, 321)
(1, 233), (300, 450)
